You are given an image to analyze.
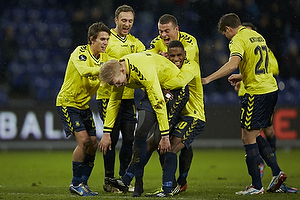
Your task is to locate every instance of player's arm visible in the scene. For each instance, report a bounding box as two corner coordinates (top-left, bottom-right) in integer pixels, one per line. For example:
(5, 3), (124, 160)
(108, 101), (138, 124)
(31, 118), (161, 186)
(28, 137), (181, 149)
(99, 86), (124, 154)
(163, 60), (196, 90)
(268, 48), (279, 76)
(202, 56), (240, 85)
(70, 53), (100, 77)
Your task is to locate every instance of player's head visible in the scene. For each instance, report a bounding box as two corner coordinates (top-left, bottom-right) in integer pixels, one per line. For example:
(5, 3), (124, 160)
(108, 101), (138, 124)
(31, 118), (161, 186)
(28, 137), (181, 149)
(99, 59), (127, 87)
(167, 40), (186, 69)
(114, 4), (135, 37)
(242, 22), (257, 31)
(158, 14), (179, 46)
(218, 13), (241, 40)
(88, 22), (110, 52)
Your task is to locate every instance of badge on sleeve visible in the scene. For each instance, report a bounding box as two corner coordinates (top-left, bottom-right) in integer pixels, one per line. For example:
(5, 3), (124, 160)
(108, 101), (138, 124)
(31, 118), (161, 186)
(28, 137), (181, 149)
(79, 55), (87, 61)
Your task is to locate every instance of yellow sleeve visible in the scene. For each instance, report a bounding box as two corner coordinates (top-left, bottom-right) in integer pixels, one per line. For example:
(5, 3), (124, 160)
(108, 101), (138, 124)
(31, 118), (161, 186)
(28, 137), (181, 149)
(268, 48), (279, 76)
(163, 59), (196, 90)
(71, 52), (100, 77)
(102, 86), (124, 133)
(144, 73), (169, 135)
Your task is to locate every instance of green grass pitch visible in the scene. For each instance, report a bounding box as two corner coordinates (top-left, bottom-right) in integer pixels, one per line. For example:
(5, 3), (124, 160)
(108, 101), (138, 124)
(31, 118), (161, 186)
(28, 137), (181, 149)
(0, 148), (299, 199)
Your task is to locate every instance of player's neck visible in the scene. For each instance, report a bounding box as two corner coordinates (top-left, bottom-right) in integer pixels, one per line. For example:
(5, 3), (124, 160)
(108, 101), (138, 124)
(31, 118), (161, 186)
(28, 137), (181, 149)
(114, 28), (126, 39)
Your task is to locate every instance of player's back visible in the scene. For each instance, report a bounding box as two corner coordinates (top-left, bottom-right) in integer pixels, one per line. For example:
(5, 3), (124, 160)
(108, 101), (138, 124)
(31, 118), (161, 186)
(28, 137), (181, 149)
(122, 52), (180, 88)
(230, 28), (277, 95)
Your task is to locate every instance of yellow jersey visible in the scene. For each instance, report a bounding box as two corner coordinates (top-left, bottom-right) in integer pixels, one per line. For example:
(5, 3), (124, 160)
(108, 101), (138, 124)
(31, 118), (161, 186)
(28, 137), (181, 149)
(103, 52), (187, 136)
(56, 44), (111, 109)
(238, 46), (279, 96)
(147, 31), (199, 64)
(165, 58), (205, 121)
(230, 27), (278, 95)
(96, 29), (145, 100)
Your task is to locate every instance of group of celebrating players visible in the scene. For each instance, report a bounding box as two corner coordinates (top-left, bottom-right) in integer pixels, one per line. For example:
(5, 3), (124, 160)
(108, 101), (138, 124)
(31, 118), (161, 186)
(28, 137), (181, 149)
(56, 4), (297, 197)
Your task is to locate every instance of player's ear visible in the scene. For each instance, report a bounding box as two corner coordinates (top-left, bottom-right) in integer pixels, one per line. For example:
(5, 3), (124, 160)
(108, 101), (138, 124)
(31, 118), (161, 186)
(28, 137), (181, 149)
(114, 17), (118, 24)
(89, 36), (94, 44)
(175, 26), (179, 32)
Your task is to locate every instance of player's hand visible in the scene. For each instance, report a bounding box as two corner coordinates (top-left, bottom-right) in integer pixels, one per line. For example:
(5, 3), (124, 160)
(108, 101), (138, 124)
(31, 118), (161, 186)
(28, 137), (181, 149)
(228, 74), (242, 86)
(99, 133), (111, 155)
(159, 51), (168, 58)
(158, 135), (171, 154)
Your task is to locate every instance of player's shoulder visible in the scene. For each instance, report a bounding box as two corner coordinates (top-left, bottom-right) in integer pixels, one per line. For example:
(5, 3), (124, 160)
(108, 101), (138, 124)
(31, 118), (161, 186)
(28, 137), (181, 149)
(178, 31), (198, 46)
(150, 35), (162, 44)
(71, 45), (89, 60)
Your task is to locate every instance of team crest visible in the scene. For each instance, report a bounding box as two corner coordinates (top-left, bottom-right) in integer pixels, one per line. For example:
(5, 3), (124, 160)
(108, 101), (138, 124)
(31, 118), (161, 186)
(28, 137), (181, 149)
(79, 55), (87, 61)
(130, 45), (134, 53)
(75, 121), (80, 127)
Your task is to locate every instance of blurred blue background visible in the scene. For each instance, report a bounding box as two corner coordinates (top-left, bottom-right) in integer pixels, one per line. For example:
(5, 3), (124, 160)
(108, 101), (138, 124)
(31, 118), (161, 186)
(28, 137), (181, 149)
(0, 0), (299, 107)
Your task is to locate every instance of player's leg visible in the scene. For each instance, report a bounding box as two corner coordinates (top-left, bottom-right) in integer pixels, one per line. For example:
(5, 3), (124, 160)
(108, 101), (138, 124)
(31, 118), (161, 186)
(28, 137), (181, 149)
(262, 125), (276, 155)
(236, 93), (265, 195)
(146, 116), (205, 197)
(177, 146), (193, 191)
(239, 128), (264, 194)
(108, 109), (157, 196)
(119, 99), (136, 177)
(80, 109), (98, 195)
(97, 99), (121, 192)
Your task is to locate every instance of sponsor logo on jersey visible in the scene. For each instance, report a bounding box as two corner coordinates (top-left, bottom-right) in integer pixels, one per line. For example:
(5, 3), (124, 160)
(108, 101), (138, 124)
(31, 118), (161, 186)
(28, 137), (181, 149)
(79, 55), (87, 61)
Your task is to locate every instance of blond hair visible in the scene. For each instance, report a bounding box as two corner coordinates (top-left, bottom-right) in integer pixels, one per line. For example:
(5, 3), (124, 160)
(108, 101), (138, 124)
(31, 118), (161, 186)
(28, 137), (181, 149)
(99, 59), (122, 84)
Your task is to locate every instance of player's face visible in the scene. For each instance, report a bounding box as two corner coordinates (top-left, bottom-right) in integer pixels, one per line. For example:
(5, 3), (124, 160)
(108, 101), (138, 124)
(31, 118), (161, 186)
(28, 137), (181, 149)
(111, 73), (127, 87)
(158, 22), (179, 46)
(91, 31), (110, 53)
(115, 11), (134, 37)
(168, 47), (186, 69)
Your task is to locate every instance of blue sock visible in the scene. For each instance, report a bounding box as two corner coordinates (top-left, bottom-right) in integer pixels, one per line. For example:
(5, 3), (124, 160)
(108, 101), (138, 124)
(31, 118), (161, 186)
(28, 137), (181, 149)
(121, 152), (152, 186)
(244, 143), (262, 189)
(162, 152), (177, 194)
(122, 163), (135, 186)
(82, 154), (95, 185)
(103, 148), (115, 178)
(119, 143), (133, 177)
(133, 138), (147, 179)
(72, 161), (84, 186)
(266, 135), (277, 156)
(256, 135), (281, 176)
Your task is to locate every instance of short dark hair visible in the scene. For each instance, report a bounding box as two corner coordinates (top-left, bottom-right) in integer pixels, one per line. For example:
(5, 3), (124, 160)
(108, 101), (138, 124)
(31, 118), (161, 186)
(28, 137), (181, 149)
(218, 13), (241, 32)
(168, 40), (184, 51)
(242, 22), (257, 31)
(115, 4), (135, 19)
(158, 14), (178, 27)
(87, 22), (110, 44)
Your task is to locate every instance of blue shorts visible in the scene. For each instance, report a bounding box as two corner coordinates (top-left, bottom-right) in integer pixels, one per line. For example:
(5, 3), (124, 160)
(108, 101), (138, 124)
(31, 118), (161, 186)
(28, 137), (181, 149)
(56, 106), (96, 137)
(172, 115), (205, 148)
(96, 99), (137, 124)
(240, 90), (278, 130)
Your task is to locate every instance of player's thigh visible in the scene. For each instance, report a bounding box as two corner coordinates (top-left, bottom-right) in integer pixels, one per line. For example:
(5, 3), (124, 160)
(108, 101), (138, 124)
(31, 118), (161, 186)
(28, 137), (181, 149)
(120, 99), (137, 123)
(241, 91), (277, 129)
(172, 116), (205, 149)
(135, 110), (157, 139)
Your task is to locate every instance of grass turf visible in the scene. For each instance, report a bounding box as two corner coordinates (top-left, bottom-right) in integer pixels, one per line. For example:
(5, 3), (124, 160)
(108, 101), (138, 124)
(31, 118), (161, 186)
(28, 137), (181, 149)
(0, 148), (299, 199)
